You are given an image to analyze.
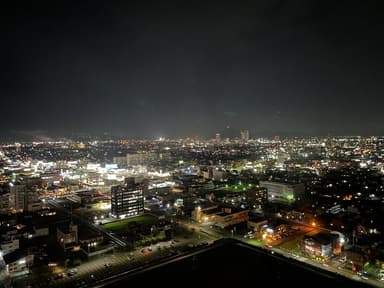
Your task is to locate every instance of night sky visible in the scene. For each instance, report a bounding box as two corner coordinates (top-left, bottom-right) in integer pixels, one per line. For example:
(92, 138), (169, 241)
(1, 0), (383, 140)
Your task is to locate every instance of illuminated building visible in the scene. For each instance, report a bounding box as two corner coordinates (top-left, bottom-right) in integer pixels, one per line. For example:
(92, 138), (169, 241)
(112, 156), (127, 166)
(79, 233), (104, 256)
(9, 183), (27, 212)
(192, 205), (219, 223)
(8, 181), (41, 213)
(302, 233), (333, 259)
(192, 205), (249, 228)
(215, 133), (221, 143)
(240, 129), (249, 142)
(3, 250), (34, 274)
(245, 187), (268, 208)
(111, 177), (144, 218)
(214, 207), (249, 228)
(201, 166), (227, 181)
(0, 239), (19, 256)
(56, 222), (78, 251)
(126, 152), (157, 166)
(259, 181), (304, 205)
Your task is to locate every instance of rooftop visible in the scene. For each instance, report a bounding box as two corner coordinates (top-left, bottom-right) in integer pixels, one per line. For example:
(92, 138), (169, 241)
(101, 238), (369, 287)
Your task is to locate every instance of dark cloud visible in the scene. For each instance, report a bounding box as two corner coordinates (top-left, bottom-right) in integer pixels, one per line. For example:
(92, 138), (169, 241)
(1, 0), (383, 139)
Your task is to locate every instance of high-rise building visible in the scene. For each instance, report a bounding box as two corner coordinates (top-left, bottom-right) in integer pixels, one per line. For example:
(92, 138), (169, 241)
(9, 181), (41, 213)
(9, 183), (26, 212)
(111, 177), (144, 218)
(240, 130), (249, 142)
(215, 133), (221, 143)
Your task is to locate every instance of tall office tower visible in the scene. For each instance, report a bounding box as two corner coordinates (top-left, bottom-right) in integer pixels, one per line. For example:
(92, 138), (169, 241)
(111, 177), (144, 218)
(240, 130), (249, 142)
(9, 180), (40, 213)
(215, 133), (221, 143)
(9, 183), (26, 212)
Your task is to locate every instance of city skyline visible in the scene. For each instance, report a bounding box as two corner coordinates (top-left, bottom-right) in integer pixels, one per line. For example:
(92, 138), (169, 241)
(1, 134), (384, 286)
(2, 1), (384, 139)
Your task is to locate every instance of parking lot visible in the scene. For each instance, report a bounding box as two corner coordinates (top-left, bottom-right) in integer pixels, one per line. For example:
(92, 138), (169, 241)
(12, 234), (214, 288)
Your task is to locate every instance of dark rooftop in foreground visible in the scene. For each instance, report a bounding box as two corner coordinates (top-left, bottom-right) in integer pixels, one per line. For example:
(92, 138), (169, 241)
(99, 238), (371, 287)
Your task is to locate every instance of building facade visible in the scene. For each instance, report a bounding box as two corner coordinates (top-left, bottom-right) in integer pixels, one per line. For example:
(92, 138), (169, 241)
(57, 222), (78, 251)
(240, 130), (249, 142)
(9, 183), (26, 212)
(0, 239), (19, 256)
(192, 205), (249, 228)
(3, 251), (34, 274)
(111, 178), (144, 218)
(214, 208), (249, 228)
(259, 181), (304, 204)
(302, 233), (333, 259)
(245, 187), (268, 208)
(126, 152), (157, 166)
(8, 182), (40, 213)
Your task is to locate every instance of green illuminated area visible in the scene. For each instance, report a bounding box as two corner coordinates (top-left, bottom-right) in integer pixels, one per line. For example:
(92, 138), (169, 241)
(103, 215), (157, 232)
(212, 183), (257, 197)
(285, 193), (295, 201)
(363, 262), (384, 279)
(220, 183), (256, 193)
(246, 239), (263, 247)
(233, 164), (245, 173)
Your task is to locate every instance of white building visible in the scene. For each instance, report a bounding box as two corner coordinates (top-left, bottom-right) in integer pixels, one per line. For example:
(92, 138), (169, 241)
(3, 250), (34, 274)
(259, 181), (304, 204)
(0, 239), (19, 256)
